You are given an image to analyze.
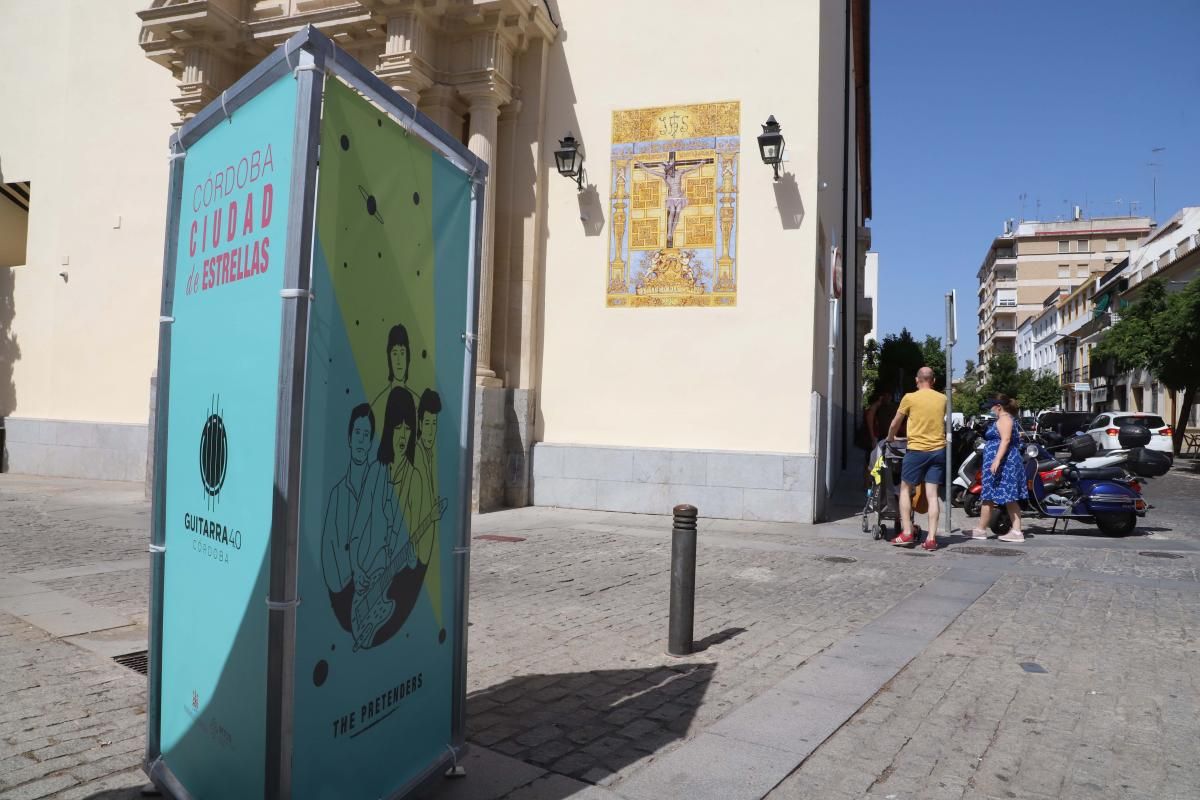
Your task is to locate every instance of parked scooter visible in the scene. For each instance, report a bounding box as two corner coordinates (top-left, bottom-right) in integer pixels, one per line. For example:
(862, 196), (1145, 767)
(1039, 430), (1131, 472)
(986, 425), (1168, 537)
(950, 421), (989, 507)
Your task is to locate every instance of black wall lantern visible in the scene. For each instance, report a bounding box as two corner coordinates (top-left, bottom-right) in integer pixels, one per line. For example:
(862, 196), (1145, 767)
(555, 132), (584, 190)
(757, 115), (785, 181)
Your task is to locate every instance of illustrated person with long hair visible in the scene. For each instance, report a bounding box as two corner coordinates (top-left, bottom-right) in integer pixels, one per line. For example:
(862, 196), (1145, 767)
(371, 323), (419, 432)
(379, 387), (436, 542)
(969, 395), (1028, 543)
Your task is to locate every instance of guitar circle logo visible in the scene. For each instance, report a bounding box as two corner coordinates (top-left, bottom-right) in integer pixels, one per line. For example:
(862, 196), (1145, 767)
(199, 397), (228, 506)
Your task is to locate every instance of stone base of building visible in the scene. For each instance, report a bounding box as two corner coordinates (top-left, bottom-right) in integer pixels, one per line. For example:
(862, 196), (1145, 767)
(0, 417), (148, 483)
(530, 443), (818, 523)
(473, 386), (536, 512)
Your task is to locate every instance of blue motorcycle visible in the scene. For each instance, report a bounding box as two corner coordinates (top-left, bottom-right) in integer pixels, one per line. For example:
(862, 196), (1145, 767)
(989, 425), (1165, 537)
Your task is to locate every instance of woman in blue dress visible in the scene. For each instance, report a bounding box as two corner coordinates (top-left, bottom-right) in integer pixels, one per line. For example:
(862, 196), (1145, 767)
(969, 394), (1027, 542)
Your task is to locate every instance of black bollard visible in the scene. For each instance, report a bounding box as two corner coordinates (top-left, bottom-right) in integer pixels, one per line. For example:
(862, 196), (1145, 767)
(668, 504), (698, 656)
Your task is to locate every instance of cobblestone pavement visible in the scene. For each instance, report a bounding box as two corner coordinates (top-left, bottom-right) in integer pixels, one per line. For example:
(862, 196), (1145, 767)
(1, 474), (1199, 799)
(768, 575), (1200, 800)
(0, 611), (146, 800)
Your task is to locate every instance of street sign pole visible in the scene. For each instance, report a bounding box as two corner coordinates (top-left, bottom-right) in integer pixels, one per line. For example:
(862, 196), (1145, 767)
(945, 290), (957, 535)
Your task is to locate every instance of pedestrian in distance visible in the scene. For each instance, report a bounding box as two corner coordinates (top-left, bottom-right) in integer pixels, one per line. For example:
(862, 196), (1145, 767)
(967, 395), (1028, 542)
(886, 366), (947, 551)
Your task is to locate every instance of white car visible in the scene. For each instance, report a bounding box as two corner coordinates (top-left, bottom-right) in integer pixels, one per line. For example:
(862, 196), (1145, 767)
(1086, 412), (1175, 457)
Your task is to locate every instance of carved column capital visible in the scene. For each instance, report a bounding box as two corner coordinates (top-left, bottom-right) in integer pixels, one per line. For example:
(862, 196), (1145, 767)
(376, 11), (435, 106)
(460, 80), (513, 115)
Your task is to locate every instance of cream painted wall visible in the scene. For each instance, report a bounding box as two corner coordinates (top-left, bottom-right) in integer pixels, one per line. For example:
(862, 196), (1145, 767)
(0, 0), (177, 423)
(536, 0), (827, 454)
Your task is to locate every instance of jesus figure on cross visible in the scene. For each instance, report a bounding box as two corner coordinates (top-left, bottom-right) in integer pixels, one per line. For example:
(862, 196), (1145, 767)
(635, 152), (712, 248)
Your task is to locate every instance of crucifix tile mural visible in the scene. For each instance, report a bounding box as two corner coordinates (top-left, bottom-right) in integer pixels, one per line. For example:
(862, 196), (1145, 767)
(608, 101), (740, 307)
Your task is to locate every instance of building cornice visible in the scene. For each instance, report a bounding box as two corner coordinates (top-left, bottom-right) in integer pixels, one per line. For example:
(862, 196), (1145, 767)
(138, 0), (557, 120)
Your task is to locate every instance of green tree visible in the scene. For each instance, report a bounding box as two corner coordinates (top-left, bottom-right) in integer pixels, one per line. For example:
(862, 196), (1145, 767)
(1094, 276), (1200, 453)
(920, 335), (947, 390)
(983, 353), (1020, 398)
(868, 329), (925, 400)
(953, 361), (983, 415)
(1016, 369), (1062, 413)
(861, 338), (880, 408)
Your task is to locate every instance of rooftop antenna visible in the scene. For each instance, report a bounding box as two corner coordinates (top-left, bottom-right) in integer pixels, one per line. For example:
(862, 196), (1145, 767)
(1130, 199), (1141, 216)
(1148, 147), (1165, 222)
(1019, 192), (1028, 221)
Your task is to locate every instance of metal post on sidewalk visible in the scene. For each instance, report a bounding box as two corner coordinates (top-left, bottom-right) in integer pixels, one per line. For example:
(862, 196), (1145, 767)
(668, 504), (698, 656)
(945, 290), (957, 535)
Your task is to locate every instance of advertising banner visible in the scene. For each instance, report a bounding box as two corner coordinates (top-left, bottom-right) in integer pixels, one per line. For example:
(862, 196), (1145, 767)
(289, 78), (473, 798)
(148, 28), (480, 799)
(157, 73), (298, 797)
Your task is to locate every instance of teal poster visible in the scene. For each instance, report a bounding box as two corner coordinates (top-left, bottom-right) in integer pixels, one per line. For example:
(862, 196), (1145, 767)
(290, 78), (473, 798)
(159, 74), (297, 797)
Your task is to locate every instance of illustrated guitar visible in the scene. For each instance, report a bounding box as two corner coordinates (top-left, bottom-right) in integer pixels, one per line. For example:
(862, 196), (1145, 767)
(351, 496), (448, 650)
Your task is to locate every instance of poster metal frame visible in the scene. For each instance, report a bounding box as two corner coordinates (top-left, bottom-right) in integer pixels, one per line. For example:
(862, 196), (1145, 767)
(145, 25), (486, 800)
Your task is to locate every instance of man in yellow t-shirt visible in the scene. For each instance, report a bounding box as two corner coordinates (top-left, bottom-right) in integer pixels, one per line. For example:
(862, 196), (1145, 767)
(886, 366), (947, 551)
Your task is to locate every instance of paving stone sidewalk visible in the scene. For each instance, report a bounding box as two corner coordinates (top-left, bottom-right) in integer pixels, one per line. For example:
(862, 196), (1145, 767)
(2, 475), (1199, 799)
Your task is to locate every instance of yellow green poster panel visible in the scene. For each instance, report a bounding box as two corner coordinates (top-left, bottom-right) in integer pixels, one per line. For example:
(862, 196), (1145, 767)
(290, 77), (474, 799)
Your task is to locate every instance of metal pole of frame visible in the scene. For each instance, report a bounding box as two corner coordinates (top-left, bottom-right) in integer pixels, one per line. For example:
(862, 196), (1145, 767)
(945, 290), (957, 535)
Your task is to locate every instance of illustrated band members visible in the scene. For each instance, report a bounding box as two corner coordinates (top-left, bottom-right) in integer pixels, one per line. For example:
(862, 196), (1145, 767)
(343, 387), (446, 649)
(320, 403), (374, 632)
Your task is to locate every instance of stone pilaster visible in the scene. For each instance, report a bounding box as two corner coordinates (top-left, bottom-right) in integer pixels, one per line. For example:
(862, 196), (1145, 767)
(462, 84), (510, 387)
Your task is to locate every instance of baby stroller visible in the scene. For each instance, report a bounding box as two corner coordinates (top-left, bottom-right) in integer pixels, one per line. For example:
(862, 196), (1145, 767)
(861, 439), (921, 540)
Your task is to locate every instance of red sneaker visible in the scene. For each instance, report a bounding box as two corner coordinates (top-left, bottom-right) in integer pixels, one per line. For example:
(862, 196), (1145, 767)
(892, 530), (915, 547)
(921, 536), (938, 552)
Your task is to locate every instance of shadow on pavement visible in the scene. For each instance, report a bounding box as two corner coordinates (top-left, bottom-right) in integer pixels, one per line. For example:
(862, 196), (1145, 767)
(464, 662), (715, 787)
(693, 626), (746, 652)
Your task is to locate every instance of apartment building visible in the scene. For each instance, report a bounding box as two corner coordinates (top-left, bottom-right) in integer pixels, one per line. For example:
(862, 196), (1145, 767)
(976, 216), (1152, 378)
(1030, 288), (1068, 379)
(1055, 277), (1102, 411)
(1016, 317), (1033, 371)
(1088, 207), (1200, 429)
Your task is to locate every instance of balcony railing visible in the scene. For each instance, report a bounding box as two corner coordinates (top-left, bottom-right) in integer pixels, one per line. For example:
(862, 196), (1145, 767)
(1090, 356), (1118, 383)
(1074, 312), (1113, 340)
(1060, 366), (1091, 386)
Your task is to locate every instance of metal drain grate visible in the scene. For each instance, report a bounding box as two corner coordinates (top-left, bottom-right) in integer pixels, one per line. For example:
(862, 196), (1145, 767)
(954, 546), (1025, 557)
(474, 534), (526, 543)
(818, 556), (858, 564)
(113, 650), (149, 675)
(1138, 551), (1185, 559)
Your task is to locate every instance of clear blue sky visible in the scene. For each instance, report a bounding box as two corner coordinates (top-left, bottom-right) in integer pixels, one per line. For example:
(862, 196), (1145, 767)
(871, 0), (1200, 373)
